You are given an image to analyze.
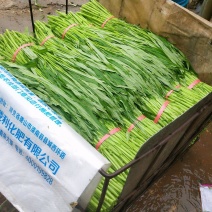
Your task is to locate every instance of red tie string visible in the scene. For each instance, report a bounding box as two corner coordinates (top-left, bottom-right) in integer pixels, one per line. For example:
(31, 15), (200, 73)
(12, 43), (34, 62)
(154, 101), (170, 124)
(96, 128), (121, 150)
(165, 85), (181, 99)
(40, 35), (55, 46)
(62, 23), (78, 39)
(127, 115), (146, 132)
(188, 79), (201, 89)
(101, 16), (115, 28)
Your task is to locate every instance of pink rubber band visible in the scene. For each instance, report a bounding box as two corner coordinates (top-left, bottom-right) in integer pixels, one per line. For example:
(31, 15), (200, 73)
(165, 85), (181, 99)
(128, 124), (135, 132)
(165, 90), (174, 99)
(101, 16), (115, 28)
(137, 115), (146, 121)
(128, 115), (146, 132)
(188, 79), (201, 89)
(62, 23), (78, 39)
(40, 35), (55, 46)
(12, 43), (34, 62)
(96, 127), (121, 150)
(154, 101), (170, 123)
(109, 128), (120, 134)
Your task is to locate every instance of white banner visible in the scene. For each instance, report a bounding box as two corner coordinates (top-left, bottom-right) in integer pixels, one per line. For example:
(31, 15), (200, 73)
(0, 65), (110, 212)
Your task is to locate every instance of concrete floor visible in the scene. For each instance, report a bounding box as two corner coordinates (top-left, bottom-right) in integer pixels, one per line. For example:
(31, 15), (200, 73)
(0, 0), (88, 34)
(127, 122), (212, 212)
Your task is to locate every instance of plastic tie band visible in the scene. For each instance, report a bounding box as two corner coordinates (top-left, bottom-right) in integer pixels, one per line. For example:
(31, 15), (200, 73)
(165, 85), (181, 99)
(96, 128), (121, 150)
(128, 115), (146, 132)
(101, 16), (115, 28)
(188, 79), (201, 89)
(12, 43), (34, 63)
(154, 100), (170, 124)
(62, 23), (78, 39)
(40, 35), (55, 46)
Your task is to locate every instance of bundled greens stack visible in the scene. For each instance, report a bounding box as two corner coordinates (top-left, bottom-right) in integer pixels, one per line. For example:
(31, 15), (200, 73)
(79, 0), (211, 98)
(48, 14), (180, 125)
(0, 29), (162, 210)
(0, 30), (123, 139)
(47, 10), (211, 125)
(0, 1), (211, 211)
(6, 58), (161, 207)
(79, 0), (189, 70)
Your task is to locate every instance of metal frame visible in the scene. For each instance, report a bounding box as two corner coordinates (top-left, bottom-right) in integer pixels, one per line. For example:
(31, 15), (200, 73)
(28, 0), (35, 33)
(96, 92), (212, 211)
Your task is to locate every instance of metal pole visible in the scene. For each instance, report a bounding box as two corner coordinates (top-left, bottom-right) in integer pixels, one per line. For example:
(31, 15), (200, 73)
(28, 0), (35, 33)
(66, 0), (68, 14)
(96, 177), (110, 212)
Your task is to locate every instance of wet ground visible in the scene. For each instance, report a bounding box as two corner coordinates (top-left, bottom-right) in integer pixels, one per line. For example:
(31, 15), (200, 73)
(0, 2), (83, 34)
(127, 122), (212, 212)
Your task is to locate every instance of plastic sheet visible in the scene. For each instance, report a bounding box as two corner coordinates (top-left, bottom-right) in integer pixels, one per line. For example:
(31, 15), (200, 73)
(0, 65), (110, 212)
(200, 184), (212, 212)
